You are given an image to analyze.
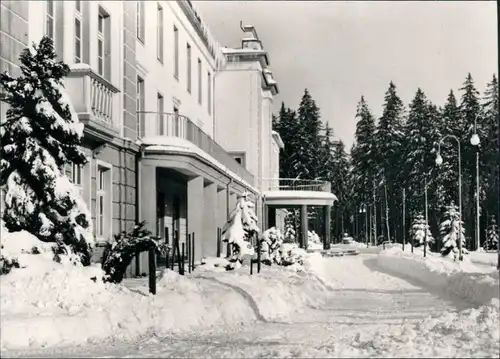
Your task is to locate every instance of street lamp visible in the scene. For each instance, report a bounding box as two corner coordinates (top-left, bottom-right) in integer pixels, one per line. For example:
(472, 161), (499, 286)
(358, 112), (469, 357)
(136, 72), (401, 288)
(436, 135), (463, 261)
(470, 113), (481, 251)
(359, 205), (367, 247)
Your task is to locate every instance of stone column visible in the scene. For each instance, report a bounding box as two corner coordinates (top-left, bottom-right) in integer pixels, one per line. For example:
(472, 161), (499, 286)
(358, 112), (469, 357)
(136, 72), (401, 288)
(323, 205), (331, 250)
(217, 188), (227, 256)
(203, 183), (218, 258)
(188, 176), (204, 264)
(139, 164), (157, 275)
(300, 204), (308, 249)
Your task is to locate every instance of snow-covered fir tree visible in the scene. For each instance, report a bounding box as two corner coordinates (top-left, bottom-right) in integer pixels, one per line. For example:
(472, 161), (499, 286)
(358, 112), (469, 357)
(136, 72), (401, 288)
(439, 203), (468, 259)
(483, 216), (499, 251)
(260, 227), (284, 265)
(221, 191), (259, 269)
(0, 36), (94, 265)
(409, 213), (434, 247)
(283, 211), (297, 243)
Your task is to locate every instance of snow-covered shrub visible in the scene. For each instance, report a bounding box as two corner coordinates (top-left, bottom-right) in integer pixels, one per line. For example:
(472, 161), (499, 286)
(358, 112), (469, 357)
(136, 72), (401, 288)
(409, 212), (434, 248)
(439, 203), (468, 259)
(277, 243), (306, 267)
(221, 191), (259, 270)
(260, 227), (284, 265)
(342, 233), (354, 244)
(101, 221), (167, 283)
(0, 36), (93, 266)
(307, 230), (322, 250)
(484, 216), (499, 251)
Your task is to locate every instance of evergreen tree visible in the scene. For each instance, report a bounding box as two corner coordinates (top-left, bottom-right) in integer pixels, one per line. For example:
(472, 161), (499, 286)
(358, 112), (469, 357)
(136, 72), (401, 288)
(0, 36), (94, 265)
(376, 82), (406, 241)
(409, 213), (434, 247)
(332, 140), (350, 239)
(296, 89), (324, 179)
(481, 75), (499, 223)
(351, 96), (377, 206)
(483, 216), (499, 251)
(221, 191), (259, 269)
(436, 90), (461, 209)
(277, 105), (303, 179)
(439, 203), (468, 258)
(319, 123), (336, 182)
(459, 73), (482, 240)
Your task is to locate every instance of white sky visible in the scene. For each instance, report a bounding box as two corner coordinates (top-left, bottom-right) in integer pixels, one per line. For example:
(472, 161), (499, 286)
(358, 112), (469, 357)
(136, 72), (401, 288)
(194, 0), (497, 149)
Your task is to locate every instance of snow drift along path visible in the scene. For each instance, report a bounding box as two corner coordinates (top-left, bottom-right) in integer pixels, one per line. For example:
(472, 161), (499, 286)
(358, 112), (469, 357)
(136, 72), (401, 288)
(5, 254), (498, 358)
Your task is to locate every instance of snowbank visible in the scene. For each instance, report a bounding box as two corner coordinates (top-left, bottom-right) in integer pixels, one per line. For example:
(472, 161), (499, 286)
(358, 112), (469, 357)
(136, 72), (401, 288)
(377, 247), (499, 307)
(355, 298), (500, 358)
(0, 231), (330, 350)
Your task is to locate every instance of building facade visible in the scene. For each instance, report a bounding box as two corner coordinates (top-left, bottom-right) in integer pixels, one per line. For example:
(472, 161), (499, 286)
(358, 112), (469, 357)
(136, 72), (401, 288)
(0, 0), (283, 274)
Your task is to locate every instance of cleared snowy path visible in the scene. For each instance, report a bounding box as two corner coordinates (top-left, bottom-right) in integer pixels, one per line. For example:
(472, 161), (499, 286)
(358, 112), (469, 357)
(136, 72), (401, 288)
(4, 254), (489, 358)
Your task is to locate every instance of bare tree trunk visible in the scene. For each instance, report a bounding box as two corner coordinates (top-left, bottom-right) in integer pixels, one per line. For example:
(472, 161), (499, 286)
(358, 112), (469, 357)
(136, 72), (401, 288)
(384, 184), (391, 241)
(372, 180), (378, 243)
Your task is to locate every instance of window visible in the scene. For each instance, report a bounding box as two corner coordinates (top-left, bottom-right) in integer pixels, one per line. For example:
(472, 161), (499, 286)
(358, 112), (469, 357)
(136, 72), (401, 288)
(207, 72), (212, 114)
(234, 157), (242, 165)
(137, 1), (145, 43)
(137, 76), (145, 138)
(97, 9), (111, 79)
(45, 0), (55, 40)
(96, 165), (112, 239)
(186, 43), (191, 92)
(157, 93), (164, 135)
(74, 8), (82, 63)
(173, 26), (179, 79)
(72, 163), (83, 186)
(157, 3), (163, 62)
(197, 59), (202, 104)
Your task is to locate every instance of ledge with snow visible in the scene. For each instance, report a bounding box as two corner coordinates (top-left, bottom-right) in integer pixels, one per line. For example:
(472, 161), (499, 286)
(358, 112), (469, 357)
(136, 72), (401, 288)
(263, 190), (338, 206)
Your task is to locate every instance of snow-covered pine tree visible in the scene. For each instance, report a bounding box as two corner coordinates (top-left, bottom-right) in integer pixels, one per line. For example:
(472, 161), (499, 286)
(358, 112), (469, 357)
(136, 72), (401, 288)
(483, 216), (499, 251)
(296, 88), (324, 179)
(439, 203), (468, 259)
(481, 75), (499, 224)
(409, 212), (434, 247)
(0, 36), (94, 265)
(221, 191), (259, 269)
(376, 82), (406, 242)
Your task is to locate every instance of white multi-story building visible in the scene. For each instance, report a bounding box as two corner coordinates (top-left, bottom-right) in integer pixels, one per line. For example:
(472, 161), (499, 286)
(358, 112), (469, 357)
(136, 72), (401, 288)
(0, 0), (292, 274)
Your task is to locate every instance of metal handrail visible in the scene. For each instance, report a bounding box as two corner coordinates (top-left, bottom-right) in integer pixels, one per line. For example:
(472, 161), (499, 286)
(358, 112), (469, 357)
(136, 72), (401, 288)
(261, 178), (331, 192)
(136, 111), (254, 185)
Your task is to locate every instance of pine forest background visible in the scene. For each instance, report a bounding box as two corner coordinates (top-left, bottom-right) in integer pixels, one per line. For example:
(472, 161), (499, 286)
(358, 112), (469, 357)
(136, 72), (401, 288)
(272, 73), (499, 250)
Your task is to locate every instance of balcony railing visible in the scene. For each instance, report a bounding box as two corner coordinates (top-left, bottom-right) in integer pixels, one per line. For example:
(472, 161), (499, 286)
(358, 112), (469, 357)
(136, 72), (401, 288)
(65, 65), (120, 142)
(262, 178), (331, 192)
(138, 112), (254, 185)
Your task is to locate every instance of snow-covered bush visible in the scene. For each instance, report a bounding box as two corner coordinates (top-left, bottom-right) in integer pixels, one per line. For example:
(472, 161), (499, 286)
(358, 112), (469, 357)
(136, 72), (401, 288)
(283, 224), (296, 243)
(277, 243), (306, 267)
(484, 216), (499, 251)
(307, 230), (322, 250)
(439, 203), (468, 259)
(409, 212), (434, 248)
(221, 191), (259, 270)
(0, 36), (93, 266)
(260, 227), (284, 265)
(101, 221), (167, 283)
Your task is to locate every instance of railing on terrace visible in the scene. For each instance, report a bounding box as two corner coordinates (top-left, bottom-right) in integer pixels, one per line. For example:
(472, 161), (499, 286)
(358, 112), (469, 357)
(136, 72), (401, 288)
(262, 178), (331, 192)
(137, 111), (254, 185)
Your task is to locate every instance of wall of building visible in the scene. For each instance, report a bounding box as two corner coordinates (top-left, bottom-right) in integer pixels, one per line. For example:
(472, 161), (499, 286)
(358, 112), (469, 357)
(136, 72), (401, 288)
(214, 61), (263, 185)
(137, 1), (218, 138)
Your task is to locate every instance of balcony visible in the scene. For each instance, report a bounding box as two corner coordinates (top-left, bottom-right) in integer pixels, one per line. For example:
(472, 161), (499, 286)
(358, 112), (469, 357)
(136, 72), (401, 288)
(261, 178), (336, 207)
(138, 112), (254, 185)
(65, 64), (120, 143)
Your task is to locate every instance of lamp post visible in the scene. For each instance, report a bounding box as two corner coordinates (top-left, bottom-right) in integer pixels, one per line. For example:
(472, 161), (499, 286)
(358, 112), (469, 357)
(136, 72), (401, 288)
(359, 205), (367, 246)
(436, 134), (463, 261)
(470, 113), (481, 251)
(402, 188), (406, 252)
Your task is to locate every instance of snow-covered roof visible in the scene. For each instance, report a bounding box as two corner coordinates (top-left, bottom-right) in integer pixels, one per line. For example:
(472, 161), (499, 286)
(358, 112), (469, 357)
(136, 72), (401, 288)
(139, 136), (257, 193)
(263, 191), (338, 201)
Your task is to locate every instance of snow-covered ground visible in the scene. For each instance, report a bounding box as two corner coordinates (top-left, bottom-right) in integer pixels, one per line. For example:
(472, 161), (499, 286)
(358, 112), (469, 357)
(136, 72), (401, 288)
(3, 249), (499, 358)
